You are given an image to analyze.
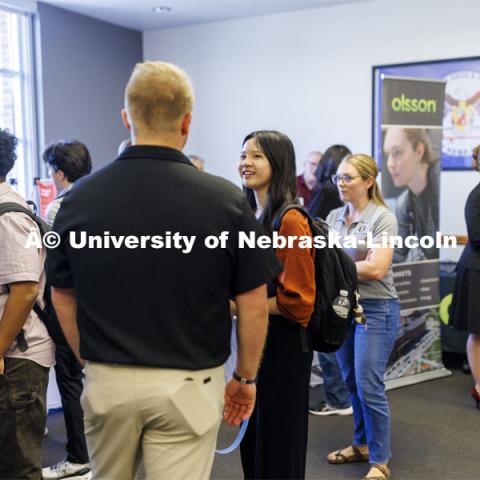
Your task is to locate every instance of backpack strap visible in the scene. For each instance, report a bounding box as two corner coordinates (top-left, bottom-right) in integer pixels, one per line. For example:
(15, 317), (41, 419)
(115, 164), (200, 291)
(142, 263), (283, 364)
(0, 201), (36, 217)
(0, 202), (49, 234)
(272, 203), (313, 232)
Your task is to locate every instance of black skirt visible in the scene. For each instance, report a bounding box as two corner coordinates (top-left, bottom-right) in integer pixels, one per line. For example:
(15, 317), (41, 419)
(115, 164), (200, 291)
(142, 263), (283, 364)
(450, 266), (480, 335)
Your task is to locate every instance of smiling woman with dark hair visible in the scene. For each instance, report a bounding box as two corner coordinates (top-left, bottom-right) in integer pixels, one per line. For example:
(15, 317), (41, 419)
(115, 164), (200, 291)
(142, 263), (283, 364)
(236, 130), (315, 479)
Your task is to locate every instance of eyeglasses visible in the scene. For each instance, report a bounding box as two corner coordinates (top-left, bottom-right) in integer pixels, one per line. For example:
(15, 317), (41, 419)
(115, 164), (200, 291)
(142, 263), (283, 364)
(331, 174), (361, 185)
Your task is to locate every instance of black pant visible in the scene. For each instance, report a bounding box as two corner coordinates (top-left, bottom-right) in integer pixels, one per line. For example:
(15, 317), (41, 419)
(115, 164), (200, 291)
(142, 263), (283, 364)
(240, 316), (313, 479)
(0, 357), (49, 480)
(54, 343), (89, 464)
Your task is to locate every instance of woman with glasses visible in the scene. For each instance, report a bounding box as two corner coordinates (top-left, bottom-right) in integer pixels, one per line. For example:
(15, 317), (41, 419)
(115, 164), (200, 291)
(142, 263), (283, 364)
(236, 130), (315, 479)
(383, 127), (439, 262)
(325, 154), (400, 480)
(450, 144), (480, 410)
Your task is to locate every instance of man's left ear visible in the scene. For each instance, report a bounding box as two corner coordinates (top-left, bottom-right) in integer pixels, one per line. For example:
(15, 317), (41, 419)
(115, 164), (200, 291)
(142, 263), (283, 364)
(181, 113), (192, 136)
(121, 108), (132, 132)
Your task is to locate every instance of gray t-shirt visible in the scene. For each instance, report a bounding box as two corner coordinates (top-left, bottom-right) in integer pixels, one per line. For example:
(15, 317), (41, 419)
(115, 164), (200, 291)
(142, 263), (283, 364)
(326, 201), (398, 300)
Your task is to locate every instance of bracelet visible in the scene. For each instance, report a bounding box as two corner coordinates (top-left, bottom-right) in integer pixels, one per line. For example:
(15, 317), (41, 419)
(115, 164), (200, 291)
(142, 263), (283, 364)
(232, 371), (256, 385)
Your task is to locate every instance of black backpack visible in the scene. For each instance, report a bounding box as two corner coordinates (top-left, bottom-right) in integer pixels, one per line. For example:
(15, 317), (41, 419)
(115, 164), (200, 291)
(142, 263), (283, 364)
(0, 201), (67, 348)
(274, 205), (362, 353)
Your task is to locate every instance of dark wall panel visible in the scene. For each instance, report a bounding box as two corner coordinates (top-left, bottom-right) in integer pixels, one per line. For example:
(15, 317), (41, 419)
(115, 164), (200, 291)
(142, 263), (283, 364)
(38, 2), (142, 169)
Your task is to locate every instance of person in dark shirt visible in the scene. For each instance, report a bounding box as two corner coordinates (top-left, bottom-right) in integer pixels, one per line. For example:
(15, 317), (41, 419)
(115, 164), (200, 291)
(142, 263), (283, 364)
(47, 61), (281, 480)
(42, 140), (93, 480)
(307, 144), (353, 418)
(450, 144), (480, 409)
(308, 144), (351, 220)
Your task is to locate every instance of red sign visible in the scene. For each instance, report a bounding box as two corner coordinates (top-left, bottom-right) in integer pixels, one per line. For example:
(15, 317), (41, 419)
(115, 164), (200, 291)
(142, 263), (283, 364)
(35, 179), (57, 219)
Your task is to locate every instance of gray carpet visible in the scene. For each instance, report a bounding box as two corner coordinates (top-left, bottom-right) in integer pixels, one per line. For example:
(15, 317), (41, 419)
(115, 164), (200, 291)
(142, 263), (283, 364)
(43, 370), (479, 480)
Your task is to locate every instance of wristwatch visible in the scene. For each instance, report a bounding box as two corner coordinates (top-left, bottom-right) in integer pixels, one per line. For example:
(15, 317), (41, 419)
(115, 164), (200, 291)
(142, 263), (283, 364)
(232, 371), (256, 384)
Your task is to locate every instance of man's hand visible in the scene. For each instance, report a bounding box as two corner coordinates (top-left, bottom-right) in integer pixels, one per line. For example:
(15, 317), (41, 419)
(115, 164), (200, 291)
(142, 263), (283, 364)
(223, 378), (256, 426)
(0, 355), (4, 375)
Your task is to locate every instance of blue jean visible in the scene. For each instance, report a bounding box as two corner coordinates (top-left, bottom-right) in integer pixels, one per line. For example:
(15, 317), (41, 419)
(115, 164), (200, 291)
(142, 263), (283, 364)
(317, 352), (351, 409)
(336, 298), (400, 464)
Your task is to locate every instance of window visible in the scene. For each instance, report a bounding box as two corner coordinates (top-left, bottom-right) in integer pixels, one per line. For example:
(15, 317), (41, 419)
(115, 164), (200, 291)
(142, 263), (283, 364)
(0, 7), (37, 199)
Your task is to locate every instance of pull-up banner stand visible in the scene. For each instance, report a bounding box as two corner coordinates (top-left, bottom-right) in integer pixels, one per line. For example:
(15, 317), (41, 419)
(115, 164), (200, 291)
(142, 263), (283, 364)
(380, 76), (451, 389)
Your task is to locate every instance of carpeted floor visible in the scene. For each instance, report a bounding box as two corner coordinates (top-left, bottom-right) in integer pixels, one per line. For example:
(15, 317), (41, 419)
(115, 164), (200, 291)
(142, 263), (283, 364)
(43, 370), (479, 480)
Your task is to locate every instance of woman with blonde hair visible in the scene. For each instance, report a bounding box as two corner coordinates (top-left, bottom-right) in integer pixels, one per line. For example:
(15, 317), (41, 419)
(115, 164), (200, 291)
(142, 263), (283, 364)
(325, 154), (400, 480)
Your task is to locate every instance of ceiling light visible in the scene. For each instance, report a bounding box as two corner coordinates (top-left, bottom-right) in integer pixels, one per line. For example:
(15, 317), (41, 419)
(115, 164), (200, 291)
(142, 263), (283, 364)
(152, 6), (172, 13)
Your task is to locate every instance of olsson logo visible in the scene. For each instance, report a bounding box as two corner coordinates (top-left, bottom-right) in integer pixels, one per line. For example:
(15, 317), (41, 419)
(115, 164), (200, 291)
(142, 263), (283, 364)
(391, 94), (437, 113)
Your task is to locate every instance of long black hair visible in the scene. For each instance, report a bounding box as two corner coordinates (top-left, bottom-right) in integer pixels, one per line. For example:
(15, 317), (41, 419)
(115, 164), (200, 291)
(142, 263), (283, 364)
(308, 144), (351, 218)
(242, 130), (298, 233)
(315, 144), (351, 184)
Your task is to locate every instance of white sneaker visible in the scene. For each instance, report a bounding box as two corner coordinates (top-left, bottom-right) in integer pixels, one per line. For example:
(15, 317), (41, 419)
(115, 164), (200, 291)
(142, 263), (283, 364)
(42, 458), (92, 480)
(309, 403), (353, 416)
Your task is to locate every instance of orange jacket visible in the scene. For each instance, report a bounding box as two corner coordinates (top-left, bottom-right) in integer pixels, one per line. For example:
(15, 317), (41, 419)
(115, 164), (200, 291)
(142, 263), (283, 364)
(275, 209), (316, 327)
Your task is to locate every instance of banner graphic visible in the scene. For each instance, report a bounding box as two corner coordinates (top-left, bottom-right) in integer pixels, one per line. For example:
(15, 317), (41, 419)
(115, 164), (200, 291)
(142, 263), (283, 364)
(379, 76), (450, 385)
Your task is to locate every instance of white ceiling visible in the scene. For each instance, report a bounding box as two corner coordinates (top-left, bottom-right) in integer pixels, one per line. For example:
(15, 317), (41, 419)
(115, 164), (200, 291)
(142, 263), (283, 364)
(40, 0), (371, 31)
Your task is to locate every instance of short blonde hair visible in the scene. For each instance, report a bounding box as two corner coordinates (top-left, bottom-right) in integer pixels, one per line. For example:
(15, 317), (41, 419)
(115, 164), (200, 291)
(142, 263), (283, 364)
(125, 61), (194, 135)
(344, 153), (387, 207)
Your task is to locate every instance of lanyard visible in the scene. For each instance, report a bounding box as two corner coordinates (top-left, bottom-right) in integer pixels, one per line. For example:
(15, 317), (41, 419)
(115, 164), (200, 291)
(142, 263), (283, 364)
(215, 419), (249, 455)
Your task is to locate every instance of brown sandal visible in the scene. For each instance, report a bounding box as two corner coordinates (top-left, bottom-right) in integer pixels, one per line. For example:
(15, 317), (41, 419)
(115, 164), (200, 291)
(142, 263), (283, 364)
(327, 445), (369, 464)
(361, 464), (391, 480)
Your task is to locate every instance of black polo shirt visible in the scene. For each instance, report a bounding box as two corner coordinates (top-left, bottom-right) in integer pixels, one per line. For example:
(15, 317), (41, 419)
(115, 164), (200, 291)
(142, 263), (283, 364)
(47, 145), (282, 370)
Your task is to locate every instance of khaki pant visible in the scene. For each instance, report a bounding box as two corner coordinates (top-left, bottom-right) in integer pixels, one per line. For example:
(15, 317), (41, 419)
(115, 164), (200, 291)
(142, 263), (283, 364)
(81, 363), (224, 480)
